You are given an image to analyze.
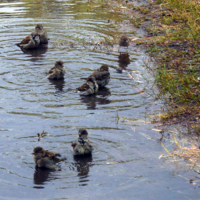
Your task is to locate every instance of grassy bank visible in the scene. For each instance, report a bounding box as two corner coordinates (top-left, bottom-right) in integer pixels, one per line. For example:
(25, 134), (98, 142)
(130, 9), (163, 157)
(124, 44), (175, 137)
(113, 0), (200, 134)
(143, 0), (200, 134)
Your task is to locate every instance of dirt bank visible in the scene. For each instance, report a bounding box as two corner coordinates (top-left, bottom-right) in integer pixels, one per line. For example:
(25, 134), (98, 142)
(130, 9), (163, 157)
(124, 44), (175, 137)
(107, 0), (200, 135)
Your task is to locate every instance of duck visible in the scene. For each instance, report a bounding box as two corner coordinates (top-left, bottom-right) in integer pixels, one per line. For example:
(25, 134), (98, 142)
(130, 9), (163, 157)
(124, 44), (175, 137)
(16, 32), (40, 50)
(32, 146), (62, 169)
(90, 64), (110, 88)
(71, 129), (93, 156)
(35, 23), (48, 44)
(46, 61), (65, 80)
(118, 35), (130, 51)
(76, 76), (98, 96)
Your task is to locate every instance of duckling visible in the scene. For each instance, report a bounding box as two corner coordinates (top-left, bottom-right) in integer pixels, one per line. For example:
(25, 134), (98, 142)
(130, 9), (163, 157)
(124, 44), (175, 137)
(16, 24), (49, 48)
(72, 129), (93, 156)
(16, 32), (40, 50)
(118, 35), (130, 52)
(32, 146), (61, 169)
(90, 64), (110, 88)
(76, 76), (98, 96)
(35, 24), (48, 44)
(46, 61), (65, 80)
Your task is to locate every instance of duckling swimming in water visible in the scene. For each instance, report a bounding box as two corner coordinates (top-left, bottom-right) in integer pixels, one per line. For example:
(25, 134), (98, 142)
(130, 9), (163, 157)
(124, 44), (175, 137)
(16, 32), (40, 50)
(118, 35), (130, 52)
(46, 61), (65, 80)
(76, 76), (98, 96)
(35, 23), (49, 44)
(90, 64), (110, 88)
(16, 24), (48, 48)
(71, 129), (93, 156)
(32, 146), (62, 169)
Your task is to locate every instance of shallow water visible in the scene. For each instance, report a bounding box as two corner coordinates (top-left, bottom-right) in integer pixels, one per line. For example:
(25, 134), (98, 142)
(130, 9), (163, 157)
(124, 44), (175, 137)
(0, 0), (199, 199)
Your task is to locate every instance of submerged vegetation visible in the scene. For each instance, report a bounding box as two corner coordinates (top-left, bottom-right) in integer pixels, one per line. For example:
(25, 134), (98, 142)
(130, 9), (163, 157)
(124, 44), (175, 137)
(162, 134), (200, 170)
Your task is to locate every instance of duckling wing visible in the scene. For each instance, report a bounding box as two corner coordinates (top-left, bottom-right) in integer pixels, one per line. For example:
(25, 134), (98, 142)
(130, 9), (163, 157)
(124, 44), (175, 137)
(21, 35), (31, 43)
(37, 157), (59, 169)
(76, 83), (90, 91)
(48, 67), (55, 74)
(71, 141), (77, 149)
(45, 150), (61, 158)
(91, 70), (99, 76)
(94, 71), (110, 81)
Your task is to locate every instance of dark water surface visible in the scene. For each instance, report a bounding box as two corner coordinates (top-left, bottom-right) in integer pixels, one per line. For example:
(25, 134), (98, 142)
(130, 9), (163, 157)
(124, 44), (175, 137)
(0, 0), (199, 199)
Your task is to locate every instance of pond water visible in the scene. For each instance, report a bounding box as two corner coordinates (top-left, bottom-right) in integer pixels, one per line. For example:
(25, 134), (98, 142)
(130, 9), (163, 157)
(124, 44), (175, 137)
(0, 0), (199, 199)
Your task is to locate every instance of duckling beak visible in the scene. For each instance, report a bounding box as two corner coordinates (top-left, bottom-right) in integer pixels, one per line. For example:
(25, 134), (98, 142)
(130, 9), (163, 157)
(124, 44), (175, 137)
(79, 133), (82, 137)
(32, 153), (36, 155)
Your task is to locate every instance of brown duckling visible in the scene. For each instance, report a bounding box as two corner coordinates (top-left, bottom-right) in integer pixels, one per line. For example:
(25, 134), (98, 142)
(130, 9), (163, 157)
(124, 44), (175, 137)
(16, 24), (48, 49)
(76, 76), (98, 96)
(90, 64), (110, 88)
(16, 32), (40, 50)
(35, 23), (48, 44)
(118, 35), (130, 51)
(71, 129), (93, 156)
(46, 61), (65, 80)
(32, 146), (62, 169)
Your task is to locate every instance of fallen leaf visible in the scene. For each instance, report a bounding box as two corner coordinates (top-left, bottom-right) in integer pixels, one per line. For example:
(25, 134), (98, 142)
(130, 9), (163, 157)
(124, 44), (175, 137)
(106, 162), (119, 165)
(136, 89), (144, 94)
(159, 154), (164, 159)
(152, 128), (162, 132)
(131, 38), (139, 42)
(128, 73), (134, 79)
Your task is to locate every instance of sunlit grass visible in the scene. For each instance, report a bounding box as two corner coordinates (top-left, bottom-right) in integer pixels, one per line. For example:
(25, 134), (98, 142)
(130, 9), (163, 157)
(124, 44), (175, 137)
(162, 134), (200, 168)
(142, 0), (200, 133)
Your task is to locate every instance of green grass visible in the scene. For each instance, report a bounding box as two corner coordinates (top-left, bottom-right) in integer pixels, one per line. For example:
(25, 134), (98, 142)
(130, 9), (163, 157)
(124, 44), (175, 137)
(145, 0), (200, 134)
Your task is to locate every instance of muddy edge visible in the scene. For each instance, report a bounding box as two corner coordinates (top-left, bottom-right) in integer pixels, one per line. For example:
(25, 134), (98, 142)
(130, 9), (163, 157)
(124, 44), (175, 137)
(106, 0), (200, 135)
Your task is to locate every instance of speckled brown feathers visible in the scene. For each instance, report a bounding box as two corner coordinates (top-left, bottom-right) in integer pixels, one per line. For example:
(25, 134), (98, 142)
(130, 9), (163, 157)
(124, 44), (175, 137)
(35, 24), (48, 44)
(16, 24), (48, 49)
(76, 76), (98, 95)
(119, 35), (130, 47)
(77, 77), (93, 91)
(77, 82), (90, 91)
(16, 32), (40, 49)
(32, 146), (62, 169)
(72, 129), (93, 156)
(46, 61), (65, 80)
(90, 65), (110, 88)
(17, 35), (31, 45)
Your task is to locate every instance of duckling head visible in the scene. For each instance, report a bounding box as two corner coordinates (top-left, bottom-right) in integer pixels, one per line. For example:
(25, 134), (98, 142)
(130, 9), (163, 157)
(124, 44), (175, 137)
(35, 24), (44, 32)
(99, 64), (109, 72)
(32, 146), (45, 155)
(55, 61), (64, 68)
(78, 129), (88, 139)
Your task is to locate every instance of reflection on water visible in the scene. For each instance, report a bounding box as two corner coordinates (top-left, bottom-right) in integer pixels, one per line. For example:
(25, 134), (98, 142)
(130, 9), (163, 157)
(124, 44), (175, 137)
(118, 53), (130, 68)
(19, 46), (48, 57)
(48, 78), (65, 91)
(33, 167), (56, 186)
(0, 0), (198, 199)
(71, 155), (93, 186)
(80, 87), (111, 109)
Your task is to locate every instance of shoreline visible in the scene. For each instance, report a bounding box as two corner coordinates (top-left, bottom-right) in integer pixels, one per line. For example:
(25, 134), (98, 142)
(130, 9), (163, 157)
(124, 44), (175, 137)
(107, 0), (200, 135)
